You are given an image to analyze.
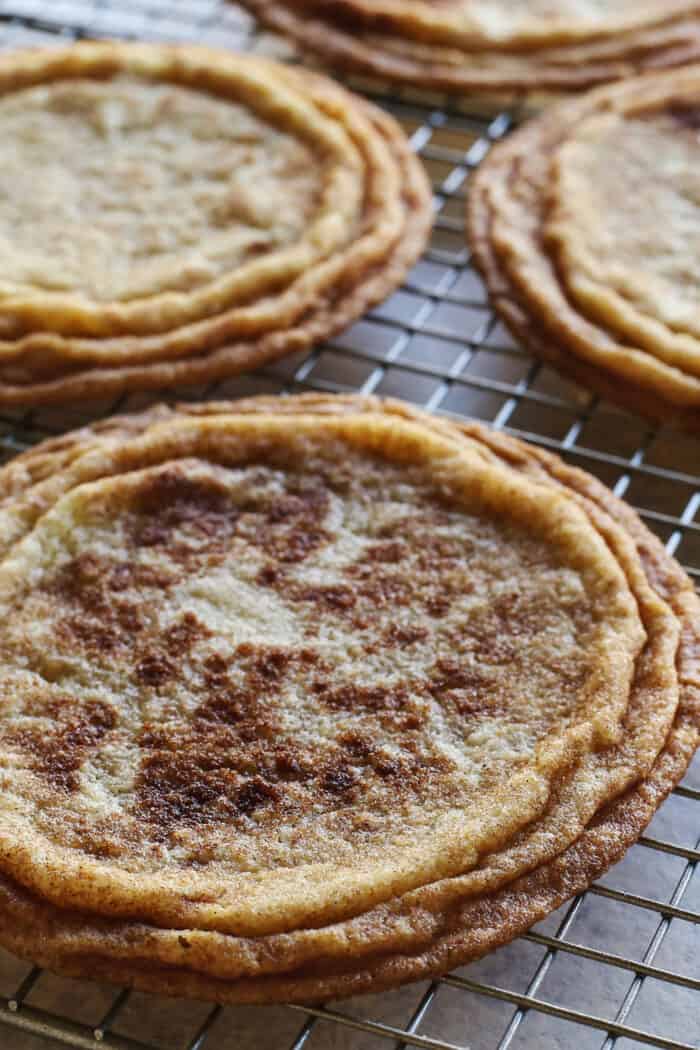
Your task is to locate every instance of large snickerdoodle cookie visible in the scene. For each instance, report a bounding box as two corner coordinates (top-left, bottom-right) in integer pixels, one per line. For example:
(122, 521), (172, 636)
(0, 393), (695, 1002)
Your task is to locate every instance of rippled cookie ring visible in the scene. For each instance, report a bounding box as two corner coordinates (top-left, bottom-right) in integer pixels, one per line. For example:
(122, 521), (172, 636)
(469, 66), (700, 431)
(242, 1), (700, 93)
(0, 43), (431, 404)
(0, 393), (695, 1003)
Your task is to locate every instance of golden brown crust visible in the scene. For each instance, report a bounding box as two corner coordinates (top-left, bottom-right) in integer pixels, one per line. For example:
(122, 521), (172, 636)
(0, 406), (650, 933)
(242, 1), (700, 93)
(0, 44), (431, 405)
(297, 0), (700, 51)
(0, 394), (695, 1003)
(15, 729), (695, 1004)
(467, 68), (700, 431)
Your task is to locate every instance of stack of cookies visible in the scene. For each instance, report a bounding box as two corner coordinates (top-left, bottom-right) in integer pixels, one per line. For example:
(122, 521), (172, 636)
(0, 42), (431, 405)
(0, 394), (695, 1002)
(243, 1), (700, 92)
(469, 66), (700, 431)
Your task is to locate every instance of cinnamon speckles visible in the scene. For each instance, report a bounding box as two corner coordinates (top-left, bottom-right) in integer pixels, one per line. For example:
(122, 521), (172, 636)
(312, 680), (411, 715)
(335, 727), (456, 796)
(126, 467), (331, 570)
(384, 623), (429, 648)
(162, 611), (213, 656)
(193, 644), (303, 733)
(362, 540), (405, 564)
(238, 643), (296, 681)
(5, 694), (117, 793)
(48, 551), (173, 656)
(52, 556), (146, 655)
(129, 469), (239, 550)
(254, 509), (472, 640)
(352, 570), (414, 611)
(131, 643), (313, 833)
(133, 611), (213, 691)
(296, 584), (357, 612)
(322, 765), (356, 795)
(235, 777), (280, 815)
(137, 746), (249, 831)
(429, 658), (504, 720)
(127, 630), (466, 838)
(3, 447), (597, 870)
(253, 484), (330, 564)
(136, 653), (176, 688)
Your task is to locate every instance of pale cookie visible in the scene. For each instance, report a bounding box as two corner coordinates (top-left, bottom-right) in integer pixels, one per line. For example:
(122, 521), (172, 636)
(242, 1), (700, 92)
(468, 66), (700, 430)
(0, 43), (431, 404)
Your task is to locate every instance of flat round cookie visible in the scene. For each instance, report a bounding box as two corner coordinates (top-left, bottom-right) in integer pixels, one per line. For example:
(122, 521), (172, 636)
(308, 1), (699, 49)
(0, 394), (695, 1003)
(242, 0), (700, 92)
(469, 66), (700, 430)
(0, 43), (430, 405)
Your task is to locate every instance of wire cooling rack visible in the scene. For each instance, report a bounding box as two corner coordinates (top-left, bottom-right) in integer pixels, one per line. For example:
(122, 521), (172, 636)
(0, 2), (697, 1049)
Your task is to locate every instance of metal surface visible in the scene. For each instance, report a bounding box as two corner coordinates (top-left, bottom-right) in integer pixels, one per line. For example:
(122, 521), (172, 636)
(0, 3), (697, 1049)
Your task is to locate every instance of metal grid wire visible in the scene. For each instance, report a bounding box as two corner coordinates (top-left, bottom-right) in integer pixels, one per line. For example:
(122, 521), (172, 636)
(0, 2), (696, 1049)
